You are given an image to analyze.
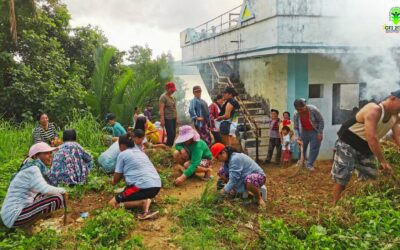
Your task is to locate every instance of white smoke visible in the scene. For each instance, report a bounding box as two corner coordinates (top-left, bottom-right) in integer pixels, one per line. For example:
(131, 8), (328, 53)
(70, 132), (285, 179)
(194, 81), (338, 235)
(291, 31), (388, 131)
(324, 0), (400, 100)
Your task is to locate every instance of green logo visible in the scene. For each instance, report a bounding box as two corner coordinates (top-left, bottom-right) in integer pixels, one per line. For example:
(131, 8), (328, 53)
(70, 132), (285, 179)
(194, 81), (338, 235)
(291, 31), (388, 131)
(390, 7), (400, 25)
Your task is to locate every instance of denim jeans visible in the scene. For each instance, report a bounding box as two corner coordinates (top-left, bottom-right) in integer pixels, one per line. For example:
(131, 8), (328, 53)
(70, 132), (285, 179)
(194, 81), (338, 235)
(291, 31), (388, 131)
(301, 130), (321, 168)
(266, 137), (281, 163)
(165, 118), (177, 146)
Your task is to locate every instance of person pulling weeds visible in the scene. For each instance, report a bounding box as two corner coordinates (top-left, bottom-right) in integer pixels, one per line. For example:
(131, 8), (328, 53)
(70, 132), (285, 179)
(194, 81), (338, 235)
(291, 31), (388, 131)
(211, 143), (267, 208)
(332, 90), (400, 204)
(109, 134), (161, 220)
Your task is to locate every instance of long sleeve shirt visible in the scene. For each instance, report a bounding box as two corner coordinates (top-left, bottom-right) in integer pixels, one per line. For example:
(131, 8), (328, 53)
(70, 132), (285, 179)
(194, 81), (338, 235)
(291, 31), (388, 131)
(175, 140), (213, 177)
(189, 98), (210, 127)
(224, 153), (265, 193)
(1, 163), (65, 228)
(293, 105), (324, 137)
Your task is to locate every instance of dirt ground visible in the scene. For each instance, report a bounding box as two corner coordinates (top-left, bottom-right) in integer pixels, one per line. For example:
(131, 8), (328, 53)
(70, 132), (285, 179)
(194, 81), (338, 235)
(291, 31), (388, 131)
(35, 159), (339, 248)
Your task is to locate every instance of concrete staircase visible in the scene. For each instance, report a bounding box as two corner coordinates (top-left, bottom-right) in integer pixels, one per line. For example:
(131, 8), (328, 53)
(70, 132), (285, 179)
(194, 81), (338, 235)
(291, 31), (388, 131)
(208, 62), (271, 161)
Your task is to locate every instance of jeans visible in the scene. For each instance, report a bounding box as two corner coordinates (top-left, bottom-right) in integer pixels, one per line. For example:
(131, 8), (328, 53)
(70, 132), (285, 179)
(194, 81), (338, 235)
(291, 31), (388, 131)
(165, 118), (177, 146)
(266, 137), (281, 163)
(301, 130), (321, 168)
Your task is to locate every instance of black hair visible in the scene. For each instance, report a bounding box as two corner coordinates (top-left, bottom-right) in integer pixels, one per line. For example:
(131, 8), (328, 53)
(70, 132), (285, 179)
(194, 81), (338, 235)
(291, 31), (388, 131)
(36, 112), (47, 121)
(271, 109), (279, 115)
(282, 126), (290, 132)
(134, 116), (147, 131)
(105, 113), (116, 121)
(118, 134), (135, 148)
(133, 129), (145, 138)
(283, 111), (290, 118)
(213, 94), (223, 102)
(63, 129), (76, 142)
(294, 98), (307, 108)
(223, 146), (240, 163)
(223, 86), (238, 97)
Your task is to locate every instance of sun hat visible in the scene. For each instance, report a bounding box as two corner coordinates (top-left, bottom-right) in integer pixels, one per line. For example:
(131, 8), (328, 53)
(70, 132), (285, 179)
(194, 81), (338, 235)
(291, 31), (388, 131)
(210, 143), (226, 159)
(29, 142), (57, 158)
(175, 125), (200, 144)
(165, 82), (177, 91)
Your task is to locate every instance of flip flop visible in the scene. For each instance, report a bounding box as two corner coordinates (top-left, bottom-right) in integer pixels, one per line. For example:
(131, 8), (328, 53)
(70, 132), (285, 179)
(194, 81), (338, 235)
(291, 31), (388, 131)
(138, 210), (159, 220)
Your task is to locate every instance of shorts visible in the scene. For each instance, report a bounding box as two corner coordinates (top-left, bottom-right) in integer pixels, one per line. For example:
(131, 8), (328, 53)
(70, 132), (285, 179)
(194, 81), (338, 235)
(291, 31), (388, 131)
(331, 139), (377, 186)
(115, 186), (160, 203)
(245, 173), (266, 188)
(220, 121), (231, 135)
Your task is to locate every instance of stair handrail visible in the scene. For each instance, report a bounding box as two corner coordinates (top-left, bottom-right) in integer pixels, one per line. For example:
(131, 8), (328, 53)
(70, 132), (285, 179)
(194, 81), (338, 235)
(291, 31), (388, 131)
(209, 62), (261, 161)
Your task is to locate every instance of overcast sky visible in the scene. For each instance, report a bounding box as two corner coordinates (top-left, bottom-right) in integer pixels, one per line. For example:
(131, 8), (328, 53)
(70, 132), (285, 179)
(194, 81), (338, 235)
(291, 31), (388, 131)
(62, 0), (243, 60)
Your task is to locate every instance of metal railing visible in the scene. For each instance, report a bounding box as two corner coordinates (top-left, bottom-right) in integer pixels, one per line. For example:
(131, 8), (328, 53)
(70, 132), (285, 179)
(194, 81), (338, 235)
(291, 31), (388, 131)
(209, 62), (261, 161)
(189, 5), (242, 43)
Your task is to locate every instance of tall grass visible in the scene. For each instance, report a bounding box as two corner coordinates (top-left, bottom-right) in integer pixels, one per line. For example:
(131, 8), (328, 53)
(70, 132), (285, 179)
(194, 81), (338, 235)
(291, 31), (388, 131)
(0, 121), (34, 163)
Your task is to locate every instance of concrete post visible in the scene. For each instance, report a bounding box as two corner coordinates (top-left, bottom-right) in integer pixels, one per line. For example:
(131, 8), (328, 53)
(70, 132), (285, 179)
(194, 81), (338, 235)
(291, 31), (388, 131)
(287, 54), (308, 115)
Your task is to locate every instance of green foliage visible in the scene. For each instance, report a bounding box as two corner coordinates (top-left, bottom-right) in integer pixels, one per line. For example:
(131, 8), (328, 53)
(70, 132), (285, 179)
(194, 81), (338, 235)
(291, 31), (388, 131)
(77, 207), (136, 248)
(0, 228), (62, 250)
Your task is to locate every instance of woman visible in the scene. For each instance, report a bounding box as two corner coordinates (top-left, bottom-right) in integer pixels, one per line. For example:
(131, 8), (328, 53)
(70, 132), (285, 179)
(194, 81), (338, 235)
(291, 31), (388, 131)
(134, 115), (160, 144)
(108, 134), (161, 220)
(173, 125), (213, 186)
(211, 143), (266, 207)
(1, 142), (67, 228)
(48, 130), (93, 186)
(32, 112), (59, 146)
(209, 94), (224, 143)
(216, 87), (240, 146)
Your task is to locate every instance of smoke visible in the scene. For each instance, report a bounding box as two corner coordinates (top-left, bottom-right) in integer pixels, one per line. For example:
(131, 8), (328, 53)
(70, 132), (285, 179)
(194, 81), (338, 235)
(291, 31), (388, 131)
(324, 0), (400, 100)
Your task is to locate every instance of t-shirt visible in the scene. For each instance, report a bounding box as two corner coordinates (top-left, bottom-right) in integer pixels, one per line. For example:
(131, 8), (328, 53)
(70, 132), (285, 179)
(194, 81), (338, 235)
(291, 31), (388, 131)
(159, 93), (177, 119)
(175, 139), (213, 177)
(115, 148), (161, 189)
(300, 112), (314, 131)
(269, 119), (281, 138)
(98, 141), (120, 173)
(282, 134), (291, 151)
(32, 123), (58, 144)
(112, 122), (127, 137)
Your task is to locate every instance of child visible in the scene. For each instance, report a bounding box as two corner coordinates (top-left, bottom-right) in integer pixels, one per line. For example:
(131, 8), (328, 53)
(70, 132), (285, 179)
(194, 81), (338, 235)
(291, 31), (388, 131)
(281, 126), (292, 166)
(104, 113), (127, 141)
(108, 134), (161, 220)
(131, 129), (168, 152)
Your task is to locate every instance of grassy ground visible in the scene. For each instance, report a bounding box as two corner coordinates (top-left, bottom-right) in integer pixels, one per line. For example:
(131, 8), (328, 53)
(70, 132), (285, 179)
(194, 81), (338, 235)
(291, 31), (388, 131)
(0, 115), (399, 249)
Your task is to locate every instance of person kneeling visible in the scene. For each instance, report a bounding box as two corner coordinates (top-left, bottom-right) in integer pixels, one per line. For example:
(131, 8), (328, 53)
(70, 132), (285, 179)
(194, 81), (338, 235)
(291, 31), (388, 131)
(1, 142), (67, 228)
(211, 143), (267, 208)
(173, 125), (213, 186)
(108, 134), (161, 220)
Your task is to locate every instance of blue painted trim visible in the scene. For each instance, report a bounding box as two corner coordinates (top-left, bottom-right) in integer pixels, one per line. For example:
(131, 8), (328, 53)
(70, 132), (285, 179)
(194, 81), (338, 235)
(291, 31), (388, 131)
(287, 54), (308, 116)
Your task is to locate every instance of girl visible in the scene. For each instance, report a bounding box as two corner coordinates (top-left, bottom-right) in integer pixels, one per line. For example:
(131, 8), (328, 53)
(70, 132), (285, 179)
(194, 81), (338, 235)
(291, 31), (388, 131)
(211, 143), (266, 207)
(134, 115), (160, 144)
(1, 142), (66, 228)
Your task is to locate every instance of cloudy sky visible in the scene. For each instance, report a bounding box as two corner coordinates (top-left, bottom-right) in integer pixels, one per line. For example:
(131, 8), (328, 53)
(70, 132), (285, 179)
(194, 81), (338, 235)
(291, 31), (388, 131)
(62, 0), (243, 60)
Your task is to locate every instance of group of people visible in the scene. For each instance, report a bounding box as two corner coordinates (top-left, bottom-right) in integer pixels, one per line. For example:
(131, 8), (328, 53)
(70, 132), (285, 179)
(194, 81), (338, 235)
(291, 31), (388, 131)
(2, 78), (399, 229)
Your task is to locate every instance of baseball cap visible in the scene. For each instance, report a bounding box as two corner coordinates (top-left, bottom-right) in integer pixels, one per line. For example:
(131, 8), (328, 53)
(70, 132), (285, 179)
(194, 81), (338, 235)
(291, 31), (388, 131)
(165, 82), (177, 91)
(210, 143), (226, 159)
(390, 90), (400, 98)
(105, 113), (116, 121)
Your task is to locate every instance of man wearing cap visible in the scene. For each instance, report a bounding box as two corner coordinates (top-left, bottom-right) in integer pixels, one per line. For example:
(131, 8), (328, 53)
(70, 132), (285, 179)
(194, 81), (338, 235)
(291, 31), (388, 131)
(189, 85), (211, 146)
(159, 82), (178, 147)
(1, 142), (67, 228)
(331, 91), (400, 204)
(293, 99), (324, 171)
(217, 86), (240, 146)
(105, 113), (127, 141)
(173, 125), (213, 185)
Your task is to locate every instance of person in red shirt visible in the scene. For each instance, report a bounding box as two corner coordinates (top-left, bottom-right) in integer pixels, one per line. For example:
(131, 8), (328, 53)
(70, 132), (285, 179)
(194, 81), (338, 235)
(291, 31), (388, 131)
(209, 94), (224, 143)
(293, 99), (325, 171)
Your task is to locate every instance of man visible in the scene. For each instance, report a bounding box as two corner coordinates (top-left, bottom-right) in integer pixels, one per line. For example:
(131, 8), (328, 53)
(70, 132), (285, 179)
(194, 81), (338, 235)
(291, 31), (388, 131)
(217, 86), (240, 146)
(159, 82), (178, 147)
(332, 91), (399, 204)
(189, 86), (211, 146)
(104, 113), (127, 142)
(144, 104), (153, 122)
(265, 109), (282, 164)
(293, 99), (324, 171)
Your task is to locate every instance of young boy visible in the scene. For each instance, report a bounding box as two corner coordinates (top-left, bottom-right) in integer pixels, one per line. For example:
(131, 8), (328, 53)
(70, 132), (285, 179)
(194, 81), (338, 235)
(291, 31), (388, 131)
(265, 109), (281, 164)
(281, 126), (292, 166)
(105, 113), (127, 142)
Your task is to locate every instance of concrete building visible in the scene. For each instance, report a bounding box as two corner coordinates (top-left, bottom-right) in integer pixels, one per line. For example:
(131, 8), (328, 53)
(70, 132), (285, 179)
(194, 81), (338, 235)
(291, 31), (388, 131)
(180, 0), (373, 159)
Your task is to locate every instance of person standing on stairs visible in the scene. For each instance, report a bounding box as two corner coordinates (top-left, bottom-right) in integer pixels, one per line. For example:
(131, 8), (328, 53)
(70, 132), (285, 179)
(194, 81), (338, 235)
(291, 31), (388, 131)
(264, 109), (282, 164)
(159, 82), (178, 147)
(189, 86), (212, 146)
(293, 99), (324, 171)
(209, 94), (224, 143)
(217, 86), (240, 146)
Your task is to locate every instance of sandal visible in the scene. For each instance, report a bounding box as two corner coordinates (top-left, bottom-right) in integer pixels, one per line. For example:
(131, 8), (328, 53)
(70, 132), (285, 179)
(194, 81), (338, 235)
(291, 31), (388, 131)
(138, 210), (159, 220)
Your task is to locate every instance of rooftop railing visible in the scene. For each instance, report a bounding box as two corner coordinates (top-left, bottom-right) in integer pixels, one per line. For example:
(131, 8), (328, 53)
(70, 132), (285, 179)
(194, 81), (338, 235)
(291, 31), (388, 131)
(188, 5), (242, 43)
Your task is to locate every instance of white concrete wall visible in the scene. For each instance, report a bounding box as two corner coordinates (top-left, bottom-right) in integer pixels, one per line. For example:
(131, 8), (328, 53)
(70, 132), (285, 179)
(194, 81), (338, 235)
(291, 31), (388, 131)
(307, 54), (360, 159)
(238, 55), (288, 112)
